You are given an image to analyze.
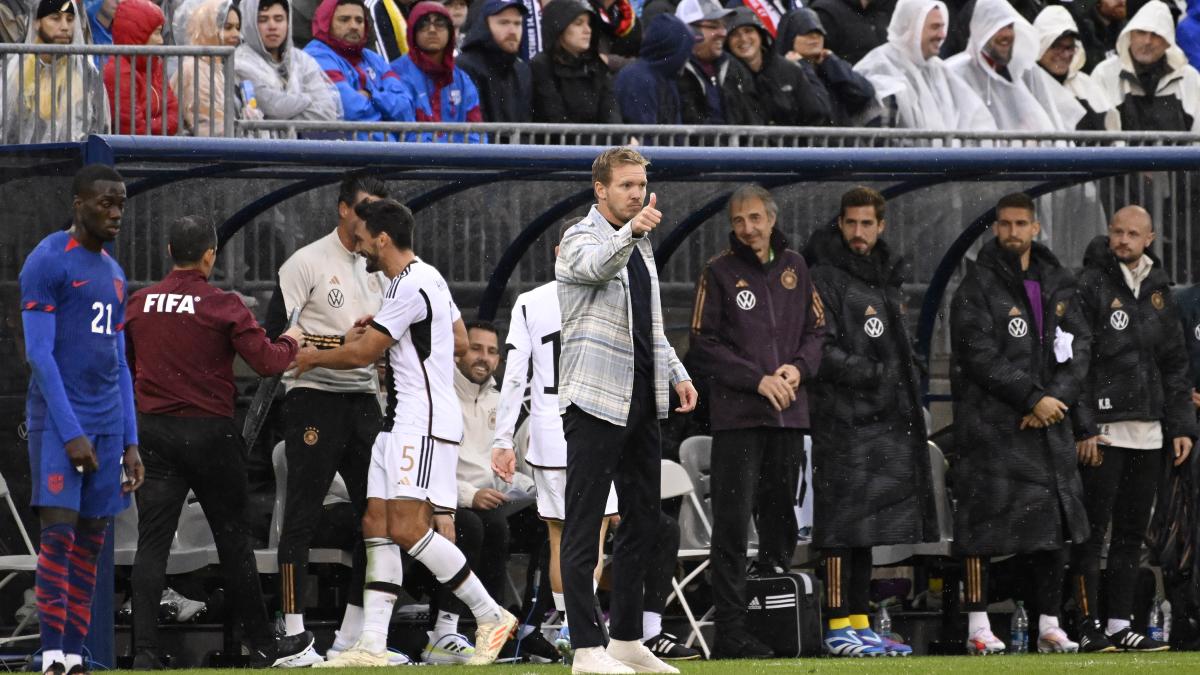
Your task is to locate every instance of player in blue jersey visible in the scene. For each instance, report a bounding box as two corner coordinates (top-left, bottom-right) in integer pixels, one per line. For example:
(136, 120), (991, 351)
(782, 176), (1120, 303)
(19, 165), (144, 675)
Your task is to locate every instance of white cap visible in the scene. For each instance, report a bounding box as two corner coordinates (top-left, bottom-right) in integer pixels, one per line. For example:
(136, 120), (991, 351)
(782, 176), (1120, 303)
(675, 0), (734, 25)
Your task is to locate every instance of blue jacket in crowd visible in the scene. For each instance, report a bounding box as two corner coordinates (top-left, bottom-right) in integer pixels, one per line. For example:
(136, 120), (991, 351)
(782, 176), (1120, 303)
(613, 13), (693, 124)
(391, 1), (484, 143)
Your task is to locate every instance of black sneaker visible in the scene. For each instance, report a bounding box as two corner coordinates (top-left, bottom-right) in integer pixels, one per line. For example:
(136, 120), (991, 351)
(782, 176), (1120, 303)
(130, 649), (168, 670)
(644, 633), (702, 660)
(42, 662), (66, 675)
(1108, 627), (1170, 652)
(713, 628), (774, 659)
(1078, 620), (1117, 653)
(510, 629), (562, 663)
(247, 630), (316, 667)
(66, 666), (89, 675)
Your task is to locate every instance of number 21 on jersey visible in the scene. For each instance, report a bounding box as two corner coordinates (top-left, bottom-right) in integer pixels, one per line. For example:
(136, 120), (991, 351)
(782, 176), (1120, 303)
(91, 302), (114, 335)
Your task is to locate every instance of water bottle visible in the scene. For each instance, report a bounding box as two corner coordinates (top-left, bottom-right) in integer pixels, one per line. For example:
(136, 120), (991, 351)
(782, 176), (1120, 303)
(1010, 601), (1029, 654)
(1162, 598), (1173, 644)
(1148, 596), (1164, 643)
(241, 80), (258, 110)
(875, 604), (892, 637)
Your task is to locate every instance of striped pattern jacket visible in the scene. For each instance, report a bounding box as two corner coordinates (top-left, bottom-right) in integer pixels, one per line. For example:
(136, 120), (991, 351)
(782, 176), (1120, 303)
(555, 205), (689, 426)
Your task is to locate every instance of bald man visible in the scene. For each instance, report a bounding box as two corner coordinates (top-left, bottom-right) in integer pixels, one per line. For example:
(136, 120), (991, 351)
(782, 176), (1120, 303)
(1069, 205), (1197, 653)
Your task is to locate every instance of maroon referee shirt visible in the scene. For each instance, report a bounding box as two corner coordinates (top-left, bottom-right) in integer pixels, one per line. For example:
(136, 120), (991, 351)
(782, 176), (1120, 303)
(125, 269), (299, 418)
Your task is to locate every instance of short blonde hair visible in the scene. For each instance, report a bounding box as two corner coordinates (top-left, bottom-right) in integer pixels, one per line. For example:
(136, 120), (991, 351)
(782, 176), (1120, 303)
(592, 147), (650, 187)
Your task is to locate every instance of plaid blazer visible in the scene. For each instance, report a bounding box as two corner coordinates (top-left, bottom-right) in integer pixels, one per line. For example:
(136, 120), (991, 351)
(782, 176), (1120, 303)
(555, 205), (690, 426)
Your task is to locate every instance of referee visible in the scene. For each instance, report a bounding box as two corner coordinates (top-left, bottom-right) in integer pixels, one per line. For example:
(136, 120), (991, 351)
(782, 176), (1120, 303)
(124, 217), (314, 668)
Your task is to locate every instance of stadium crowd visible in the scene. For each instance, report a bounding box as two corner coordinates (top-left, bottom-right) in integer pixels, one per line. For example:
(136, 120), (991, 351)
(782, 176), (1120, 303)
(4, 0), (1200, 141)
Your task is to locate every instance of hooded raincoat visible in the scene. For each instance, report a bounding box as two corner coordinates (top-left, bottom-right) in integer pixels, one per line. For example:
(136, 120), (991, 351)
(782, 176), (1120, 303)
(390, 1), (483, 142)
(235, 0), (342, 136)
(174, 0), (252, 136)
(530, 0), (621, 124)
(103, 0), (179, 135)
(1, 0), (110, 143)
(613, 12), (692, 123)
(1031, 5), (1111, 131)
(854, 0), (996, 130)
(1091, 0), (1200, 132)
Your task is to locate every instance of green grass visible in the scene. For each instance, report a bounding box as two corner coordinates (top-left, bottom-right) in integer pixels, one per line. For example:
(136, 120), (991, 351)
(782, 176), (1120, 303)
(104, 652), (1200, 673)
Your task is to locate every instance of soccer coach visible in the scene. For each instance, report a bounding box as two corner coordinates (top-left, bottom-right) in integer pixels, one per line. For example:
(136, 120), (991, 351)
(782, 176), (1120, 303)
(556, 147), (697, 674)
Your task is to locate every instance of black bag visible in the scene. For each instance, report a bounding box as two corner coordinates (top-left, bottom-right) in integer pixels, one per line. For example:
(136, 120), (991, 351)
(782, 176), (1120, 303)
(743, 572), (822, 657)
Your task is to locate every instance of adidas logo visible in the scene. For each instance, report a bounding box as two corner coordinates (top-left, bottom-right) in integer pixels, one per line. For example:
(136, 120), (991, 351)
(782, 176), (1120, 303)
(747, 598), (762, 610)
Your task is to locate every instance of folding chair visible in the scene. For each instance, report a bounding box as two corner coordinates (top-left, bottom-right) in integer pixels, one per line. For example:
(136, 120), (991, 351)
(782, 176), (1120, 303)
(255, 441), (352, 573)
(660, 458), (712, 658)
(0, 471), (38, 646)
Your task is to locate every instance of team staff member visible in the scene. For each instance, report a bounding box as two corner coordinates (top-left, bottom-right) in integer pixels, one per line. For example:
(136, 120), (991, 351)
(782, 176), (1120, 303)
(1069, 206), (1195, 653)
(268, 172), (388, 664)
(950, 193), (1091, 656)
(556, 147), (697, 675)
(688, 184), (822, 660)
(807, 187), (934, 657)
(124, 217), (315, 669)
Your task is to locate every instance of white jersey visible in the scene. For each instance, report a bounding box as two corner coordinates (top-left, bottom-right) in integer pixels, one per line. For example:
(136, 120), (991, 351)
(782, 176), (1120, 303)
(371, 258), (464, 443)
(493, 281), (565, 468)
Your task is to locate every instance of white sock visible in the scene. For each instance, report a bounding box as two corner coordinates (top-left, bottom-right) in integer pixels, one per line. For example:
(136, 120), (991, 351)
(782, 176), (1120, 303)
(284, 613), (305, 636)
(408, 530), (502, 624)
(518, 624), (537, 639)
(41, 650), (64, 670)
(361, 538), (404, 654)
(432, 611), (460, 639)
(968, 611), (990, 635)
(62, 654), (82, 671)
(553, 592), (567, 627)
(642, 611), (663, 642)
(1106, 618), (1131, 636)
(1038, 615), (1059, 634)
(335, 603), (365, 647)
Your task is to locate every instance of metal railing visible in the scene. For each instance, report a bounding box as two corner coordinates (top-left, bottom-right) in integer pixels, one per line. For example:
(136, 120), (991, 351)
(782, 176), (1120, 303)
(0, 44), (236, 141)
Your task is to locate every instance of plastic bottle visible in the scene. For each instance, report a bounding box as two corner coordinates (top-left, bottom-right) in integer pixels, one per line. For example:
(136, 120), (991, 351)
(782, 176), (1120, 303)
(1010, 601), (1029, 654)
(1149, 597), (1164, 643)
(875, 604), (892, 637)
(1162, 598), (1173, 644)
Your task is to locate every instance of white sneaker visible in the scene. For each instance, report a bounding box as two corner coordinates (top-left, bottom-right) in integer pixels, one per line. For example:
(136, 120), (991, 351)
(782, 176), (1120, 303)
(571, 646), (635, 674)
(276, 643), (325, 668)
(162, 587), (206, 622)
(422, 631), (475, 664)
(314, 642), (390, 668)
(966, 628), (1006, 655)
(466, 608), (517, 665)
(1038, 627), (1080, 653)
(607, 639), (679, 673)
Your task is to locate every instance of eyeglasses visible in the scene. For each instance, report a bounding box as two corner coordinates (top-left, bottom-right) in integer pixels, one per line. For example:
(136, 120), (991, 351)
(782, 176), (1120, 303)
(694, 21), (725, 31)
(418, 17), (451, 31)
(1047, 42), (1077, 53)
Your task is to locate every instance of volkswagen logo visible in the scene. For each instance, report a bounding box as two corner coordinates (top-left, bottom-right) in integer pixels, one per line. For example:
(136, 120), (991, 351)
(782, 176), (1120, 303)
(1110, 310), (1129, 331)
(736, 290), (757, 311)
(864, 317), (885, 338)
(1008, 317), (1028, 338)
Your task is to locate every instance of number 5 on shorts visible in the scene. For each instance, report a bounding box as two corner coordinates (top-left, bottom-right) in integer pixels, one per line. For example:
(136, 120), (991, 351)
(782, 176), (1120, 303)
(401, 445), (415, 471)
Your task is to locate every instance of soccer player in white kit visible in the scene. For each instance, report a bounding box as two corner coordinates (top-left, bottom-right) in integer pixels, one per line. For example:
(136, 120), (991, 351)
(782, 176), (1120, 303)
(294, 199), (516, 667)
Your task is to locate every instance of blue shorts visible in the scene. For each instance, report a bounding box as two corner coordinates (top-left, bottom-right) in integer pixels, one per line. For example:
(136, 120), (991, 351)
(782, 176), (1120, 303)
(27, 424), (129, 519)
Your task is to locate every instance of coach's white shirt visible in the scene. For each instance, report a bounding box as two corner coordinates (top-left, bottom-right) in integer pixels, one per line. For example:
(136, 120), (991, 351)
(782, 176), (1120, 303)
(455, 368), (534, 508)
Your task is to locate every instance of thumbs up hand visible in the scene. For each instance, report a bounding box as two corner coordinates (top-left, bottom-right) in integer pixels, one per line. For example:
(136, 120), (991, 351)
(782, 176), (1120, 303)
(630, 193), (661, 237)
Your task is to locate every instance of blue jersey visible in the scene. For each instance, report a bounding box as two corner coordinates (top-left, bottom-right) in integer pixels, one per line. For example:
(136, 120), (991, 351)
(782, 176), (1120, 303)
(20, 230), (131, 439)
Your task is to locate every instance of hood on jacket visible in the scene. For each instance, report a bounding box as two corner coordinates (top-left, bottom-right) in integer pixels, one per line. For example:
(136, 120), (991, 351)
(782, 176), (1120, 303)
(1116, 0), (1188, 73)
(1082, 233), (1164, 273)
(113, 0), (164, 45)
(726, 7), (772, 51)
(24, 0), (87, 44)
(888, 0), (949, 65)
(977, 236), (1064, 284)
(312, 0), (371, 59)
(1033, 6), (1085, 76)
(461, 0), (527, 54)
(541, 0), (594, 59)
(639, 12), (694, 76)
(407, 1), (457, 82)
(774, 7), (823, 57)
(241, 0), (294, 62)
(806, 224), (908, 286)
(965, 0), (1038, 79)
(185, 0), (237, 46)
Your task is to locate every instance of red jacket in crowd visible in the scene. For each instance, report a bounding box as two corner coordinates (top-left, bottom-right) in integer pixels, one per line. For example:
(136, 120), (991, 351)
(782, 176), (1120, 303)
(103, 0), (179, 135)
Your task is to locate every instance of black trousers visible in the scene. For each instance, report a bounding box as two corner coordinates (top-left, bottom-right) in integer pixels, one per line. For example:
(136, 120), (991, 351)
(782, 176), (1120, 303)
(822, 547), (872, 619)
(562, 377), (661, 648)
(132, 414), (271, 651)
(277, 389), (379, 614)
(643, 512), (681, 615)
(963, 549), (1067, 620)
(709, 427), (804, 631)
(1071, 445), (1162, 621)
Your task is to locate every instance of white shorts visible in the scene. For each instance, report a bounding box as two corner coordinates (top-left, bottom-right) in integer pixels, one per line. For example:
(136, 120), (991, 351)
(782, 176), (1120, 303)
(533, 467), (618, 522)
(368, 431), (457, 512)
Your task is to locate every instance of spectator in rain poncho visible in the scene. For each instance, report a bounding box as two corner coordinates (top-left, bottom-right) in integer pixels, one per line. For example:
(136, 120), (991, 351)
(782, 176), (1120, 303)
(2, 0), (110, 143)
(1032, 6), (1111, 131)
(235, 0), (342, 137)
(175, 0), (264, 135)
(1091, 0), (1200, 132)
(946, 0), (1083, 132)
(0, 0), (27, 42)
(853, 0), (995, 130)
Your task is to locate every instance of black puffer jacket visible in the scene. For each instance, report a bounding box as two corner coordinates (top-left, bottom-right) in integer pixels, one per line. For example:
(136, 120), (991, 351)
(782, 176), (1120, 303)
(727, 9), (833, 126)
(1072, 236), (1196, 442)
(1176, 284), (1200, 393)
(808, 0), (894, 64)
(808, 230), (936, 548)
(678, 54), (768, 125)
(949, 239), (1092, 556)
(457, 3), (533, 122)
(774, 9), (876, 125)
(530, 0), (621, 123)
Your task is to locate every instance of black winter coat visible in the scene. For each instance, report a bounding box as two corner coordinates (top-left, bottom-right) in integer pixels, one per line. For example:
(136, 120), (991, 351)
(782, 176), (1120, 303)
(1072, 236), (1196, 442)
(530, 0), (621, 123)
(457, 10), (533, 122)
(808, 231), (936, 548)
(1176, 284), (1200, 392)
(773, 10), (877, 125)
(949, 240), (1092, 556)
(678, 55), (767, 125)
(808, 0), (894, 64)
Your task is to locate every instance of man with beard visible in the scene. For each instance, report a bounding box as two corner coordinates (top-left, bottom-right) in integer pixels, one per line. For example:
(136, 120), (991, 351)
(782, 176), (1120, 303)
(1069, 206), (1195, 653)
(725, 9), (833, 126)
(806, 187), (935, 657)
(1032, 6), (1111, 131)
(675, 0), (766, 125)
(305, 0), (414, 137)
(950, 193), (1091, 655)
(457, 0), (532, 122)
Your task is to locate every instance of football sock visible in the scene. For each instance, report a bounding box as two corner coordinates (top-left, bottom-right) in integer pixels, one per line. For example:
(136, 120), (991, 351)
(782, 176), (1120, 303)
(36, 523), (73, 655)
(828, 617), (851, 630)
(361, 538), (403, 654)
(62, 527), (104, 656)
(1106, 618), (1131, 636)
(408, 530), (501, 624)
(849, 614), (870, 631)
(642, 611), (662, 641)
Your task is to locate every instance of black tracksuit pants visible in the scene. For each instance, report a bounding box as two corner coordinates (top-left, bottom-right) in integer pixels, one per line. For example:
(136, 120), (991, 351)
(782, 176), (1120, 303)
(132, 414), (271, 651)
(561, 376), (661, 649)
(962, 549), (1067, 620)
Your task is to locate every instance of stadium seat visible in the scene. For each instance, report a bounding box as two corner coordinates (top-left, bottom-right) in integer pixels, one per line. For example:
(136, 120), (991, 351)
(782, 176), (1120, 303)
(660, 458), (713, 659)
(254, 441), (352, 573)
(0, 471), (38, 646)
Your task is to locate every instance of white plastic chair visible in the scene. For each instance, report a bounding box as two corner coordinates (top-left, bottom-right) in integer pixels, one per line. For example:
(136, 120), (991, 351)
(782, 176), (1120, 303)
(255, 441), (352, 573)
(660, 458), (713, 658)
(0, 472), (38, 646)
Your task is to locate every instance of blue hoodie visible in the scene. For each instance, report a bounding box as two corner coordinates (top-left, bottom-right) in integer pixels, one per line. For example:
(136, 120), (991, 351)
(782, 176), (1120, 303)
(613, 14), (693, 124)
(1179, 0), (1200, 69)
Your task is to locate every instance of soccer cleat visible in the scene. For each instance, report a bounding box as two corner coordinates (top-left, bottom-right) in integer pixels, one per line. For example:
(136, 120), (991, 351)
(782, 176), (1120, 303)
(643, 632), (701, 660)
(1078, 620), (1118, 653)
(247, 631), (316, 668)
(1037, 627), (1079, 653)
(607, 639), (678, 673)
(1107, 627), (1170, 652)
(65, 667), (88, 675)
(275, 642), (324, 668)
(422, 631), (476, 664)
(571, 646), (635, 674)
(313, 641), (390, 668)
(824, 626), (885, 657)
(857, 628), (912, 656)
(161, 587), (206, 622)
(966, 627), (1006, 655)
(42, 662), (66, 675)
(465, 608), (518, 665)
(510, 628), (562, 663)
